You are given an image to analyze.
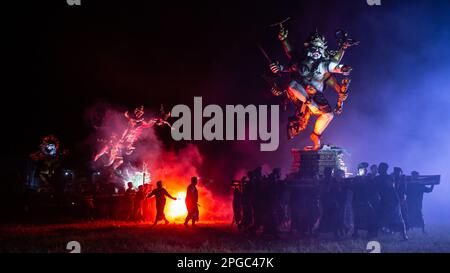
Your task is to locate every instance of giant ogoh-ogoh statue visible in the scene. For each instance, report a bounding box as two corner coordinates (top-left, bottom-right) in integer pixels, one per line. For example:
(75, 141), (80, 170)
(269, 24), (359, 150)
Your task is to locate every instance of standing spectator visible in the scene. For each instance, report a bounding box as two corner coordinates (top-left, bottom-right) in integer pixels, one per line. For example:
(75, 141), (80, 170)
(232, 182), (243, 228)
(240, 171), (254, 230)
(125, 182), (135, 220)
(184, 177), (199, 227)
(375, 163), (408, 240)
(407, 171), (434, 233)
(134, 185), (145, 222)
(393, 167), (408, 229)
(351, 163), (377, 238)
(147, 181), (176, 225)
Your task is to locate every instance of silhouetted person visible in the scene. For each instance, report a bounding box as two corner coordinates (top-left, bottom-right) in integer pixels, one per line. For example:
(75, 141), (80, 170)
(240, 171), (253, 230)
(264, 168), (282, 235)
(351, 162), (377, 238)
(318, 167), (341, 238)
(232, 182), (243, 227)
(147, 181), (176, 225)
(291, 171), (321, 236)
(393, 167), (408, 229)
(125, 182), (135, 220)
(249, 167), (265, 235)
(367, 164), (380, 211)
(369, 164), (378, 179)
(134, 185), (145, 222)
(407, 171), (434, 233)
(142, 183), (153, 221)
(125, 182), (135, 194)
(184, 176), (199, 227)
(375, 163), (408, 240)
(335, 169), (353, 237)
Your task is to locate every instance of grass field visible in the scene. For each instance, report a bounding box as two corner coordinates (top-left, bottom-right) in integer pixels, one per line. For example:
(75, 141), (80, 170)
(1, 221), (449, 253)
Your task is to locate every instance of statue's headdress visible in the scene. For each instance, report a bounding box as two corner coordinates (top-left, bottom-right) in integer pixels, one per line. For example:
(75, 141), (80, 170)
(304, 30), (327, 49)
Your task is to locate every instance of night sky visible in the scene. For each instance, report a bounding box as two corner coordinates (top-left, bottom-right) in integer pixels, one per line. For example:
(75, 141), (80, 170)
(4, 0), (450, 218)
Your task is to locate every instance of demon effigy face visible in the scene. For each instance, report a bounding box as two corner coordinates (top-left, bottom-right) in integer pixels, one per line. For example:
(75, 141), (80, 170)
(38, 135), (60, 158)
(304, 32), (327, 60)
(134, 106), (145, 119)
(44, 143), (57, 157)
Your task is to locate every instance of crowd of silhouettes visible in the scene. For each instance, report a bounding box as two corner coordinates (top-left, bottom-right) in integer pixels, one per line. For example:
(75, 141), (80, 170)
(233, 167), (288, 236)
(232, 163), (434, 240)
(124, 182), (154, 222)
(123, 177), (200, 227)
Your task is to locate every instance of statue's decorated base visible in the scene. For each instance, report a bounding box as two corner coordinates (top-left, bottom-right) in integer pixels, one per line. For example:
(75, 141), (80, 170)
(289, 145), (348, 180)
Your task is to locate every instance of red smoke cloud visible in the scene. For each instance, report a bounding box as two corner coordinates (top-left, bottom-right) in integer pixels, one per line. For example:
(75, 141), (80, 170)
(88, 104), (232, 222)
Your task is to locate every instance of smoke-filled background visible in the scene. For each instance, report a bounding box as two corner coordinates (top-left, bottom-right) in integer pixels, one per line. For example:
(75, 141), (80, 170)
(87, 104), (232, 221)
(4, 0), (450, 223)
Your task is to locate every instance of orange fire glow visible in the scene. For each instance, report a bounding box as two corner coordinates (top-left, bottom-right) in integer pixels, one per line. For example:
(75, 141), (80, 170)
(166, 191), (187, 220)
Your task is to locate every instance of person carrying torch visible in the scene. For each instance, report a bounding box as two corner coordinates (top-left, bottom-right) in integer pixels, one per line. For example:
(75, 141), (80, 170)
(147, 180), (177, 225)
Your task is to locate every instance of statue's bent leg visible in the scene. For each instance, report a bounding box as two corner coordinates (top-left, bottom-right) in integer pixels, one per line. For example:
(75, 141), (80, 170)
(287, 81), (308, 103)
(314, 112), (334, 136)
(310, 92), (334, 150)
(287, 82), (313, 139)
(288, 81), (335, 150)
(287, 81), (324, 114)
